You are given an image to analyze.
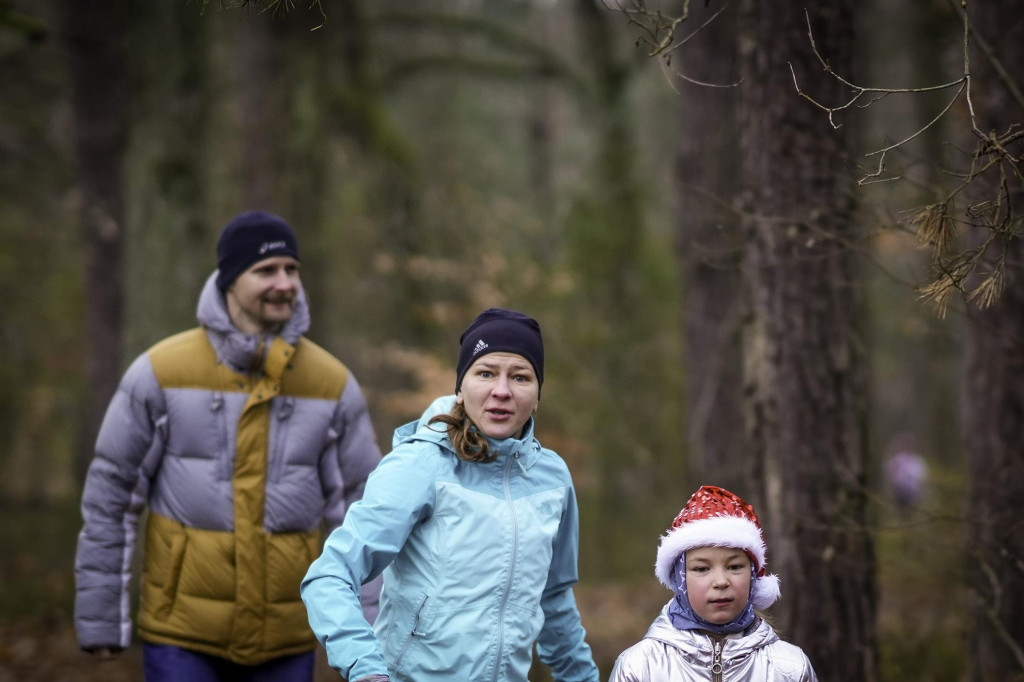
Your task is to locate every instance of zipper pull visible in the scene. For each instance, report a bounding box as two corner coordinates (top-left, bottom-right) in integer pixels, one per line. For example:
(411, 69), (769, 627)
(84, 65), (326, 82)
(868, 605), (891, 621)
(712, 638), (724, 679)
(513, 451), (529, 478)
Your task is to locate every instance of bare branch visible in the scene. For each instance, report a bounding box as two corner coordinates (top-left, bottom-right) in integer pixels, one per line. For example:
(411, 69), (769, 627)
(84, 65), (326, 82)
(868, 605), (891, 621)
(863, 81), (967, 161)
(672, 70), (742, 89)
(658, 3), (729, 58)
(802, 9), (966, 95)
(972, 552), (1024, 674)
(790, 2), (1023, 312)
(944, 0), (1024, 117)
(607, 0), (692, 57)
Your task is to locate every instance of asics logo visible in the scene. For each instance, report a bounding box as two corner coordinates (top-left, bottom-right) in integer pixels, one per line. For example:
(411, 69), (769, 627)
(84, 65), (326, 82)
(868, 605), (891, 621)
(259, 240), (287, 255)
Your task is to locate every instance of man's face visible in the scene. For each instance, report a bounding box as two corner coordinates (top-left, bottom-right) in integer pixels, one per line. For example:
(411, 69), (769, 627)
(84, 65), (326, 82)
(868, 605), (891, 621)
(225, 256), (301, 334)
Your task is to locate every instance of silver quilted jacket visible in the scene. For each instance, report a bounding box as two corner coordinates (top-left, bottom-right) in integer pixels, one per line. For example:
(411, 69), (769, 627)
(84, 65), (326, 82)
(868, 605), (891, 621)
(610, 603), (817, 682)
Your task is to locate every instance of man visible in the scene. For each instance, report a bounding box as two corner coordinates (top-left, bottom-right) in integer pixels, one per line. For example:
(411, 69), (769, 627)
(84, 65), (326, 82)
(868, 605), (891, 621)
(74, 210), (383, 681)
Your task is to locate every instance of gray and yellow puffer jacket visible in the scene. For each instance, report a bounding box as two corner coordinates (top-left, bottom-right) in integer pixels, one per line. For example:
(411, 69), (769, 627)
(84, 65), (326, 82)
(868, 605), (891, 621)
(74, 273), (382, 665)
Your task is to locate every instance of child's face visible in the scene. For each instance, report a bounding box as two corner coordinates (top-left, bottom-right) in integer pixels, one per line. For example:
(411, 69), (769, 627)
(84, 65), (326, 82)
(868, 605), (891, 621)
(684, 546), (753, 624)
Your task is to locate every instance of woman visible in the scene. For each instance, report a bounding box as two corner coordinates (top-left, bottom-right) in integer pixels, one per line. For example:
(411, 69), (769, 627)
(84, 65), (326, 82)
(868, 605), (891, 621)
(301, 308), (600, 682)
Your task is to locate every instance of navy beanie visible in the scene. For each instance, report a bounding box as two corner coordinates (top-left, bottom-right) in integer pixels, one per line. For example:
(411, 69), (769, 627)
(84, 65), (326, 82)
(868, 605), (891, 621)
(455, 308), (544, 393)
(216, 210), (300, 294)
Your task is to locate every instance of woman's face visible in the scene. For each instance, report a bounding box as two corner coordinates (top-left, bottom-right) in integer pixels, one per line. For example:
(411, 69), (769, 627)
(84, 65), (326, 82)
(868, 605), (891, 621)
(684, 546), (753, 624)
(457, 352), (539, 440)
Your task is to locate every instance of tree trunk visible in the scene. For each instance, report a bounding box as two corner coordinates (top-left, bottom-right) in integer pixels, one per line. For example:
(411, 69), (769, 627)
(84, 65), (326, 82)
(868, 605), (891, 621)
(569, 0), (681, 580)
(233, 16), (289, 212)
(675, 8), (748, 491)
(62, 0), (127, 481)
(333, 0), (428, 346)
(737, 3), (877, 680)
(964, 1), (1024, 678)
(126, 2), (210, 351)
(279, 16), (334, 323)
(964, 229), (1024, 682)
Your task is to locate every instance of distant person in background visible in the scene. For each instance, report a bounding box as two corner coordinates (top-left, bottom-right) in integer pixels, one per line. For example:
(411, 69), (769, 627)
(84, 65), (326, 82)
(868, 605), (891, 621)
(301, 307), (600, 682)
(885, 438), (928, 512)
(74, 210), (383, 682)
(610, 485), (817, 682)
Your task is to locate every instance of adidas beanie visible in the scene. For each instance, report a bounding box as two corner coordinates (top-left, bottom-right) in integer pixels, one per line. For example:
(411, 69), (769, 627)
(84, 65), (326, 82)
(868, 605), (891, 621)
(455, 308), (544, 393)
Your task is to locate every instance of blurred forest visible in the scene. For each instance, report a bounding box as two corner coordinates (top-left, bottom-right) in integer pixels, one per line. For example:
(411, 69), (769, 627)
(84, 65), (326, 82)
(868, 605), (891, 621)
(1, 0), (1022, 681)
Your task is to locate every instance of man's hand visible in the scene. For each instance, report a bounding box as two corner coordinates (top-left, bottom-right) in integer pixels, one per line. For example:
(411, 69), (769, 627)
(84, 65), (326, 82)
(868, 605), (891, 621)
(89, 647), (123, 661)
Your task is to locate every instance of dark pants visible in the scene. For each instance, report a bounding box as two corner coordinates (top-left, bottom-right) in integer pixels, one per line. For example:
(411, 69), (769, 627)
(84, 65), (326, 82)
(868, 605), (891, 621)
(143, 644), (315, 682)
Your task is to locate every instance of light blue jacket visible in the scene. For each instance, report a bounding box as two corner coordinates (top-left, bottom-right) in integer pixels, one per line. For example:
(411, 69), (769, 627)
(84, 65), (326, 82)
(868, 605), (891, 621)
(301, 397), (599, 682)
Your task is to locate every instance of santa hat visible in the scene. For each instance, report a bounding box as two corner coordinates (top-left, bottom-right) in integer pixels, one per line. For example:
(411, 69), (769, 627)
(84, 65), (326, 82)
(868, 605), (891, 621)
(655, 485), (781, 611)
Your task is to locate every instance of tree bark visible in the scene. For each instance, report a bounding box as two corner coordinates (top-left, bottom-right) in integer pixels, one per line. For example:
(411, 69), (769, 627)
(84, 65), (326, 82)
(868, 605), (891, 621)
(964, 233), (1024, 682)
(62, 0), (128, 481)
(565, 0), (692, 577)
(675, 8), (748, 491)
(233, 15), (288, 212)
(737, 2), (877, 679)
(127, 2), (211, 349)
(964, 1), (1024, 678)
(333, 0), (428, 346)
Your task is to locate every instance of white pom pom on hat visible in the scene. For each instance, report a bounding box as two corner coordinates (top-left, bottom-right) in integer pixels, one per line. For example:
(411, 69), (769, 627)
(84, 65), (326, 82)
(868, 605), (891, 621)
(655, 485), (781, 611)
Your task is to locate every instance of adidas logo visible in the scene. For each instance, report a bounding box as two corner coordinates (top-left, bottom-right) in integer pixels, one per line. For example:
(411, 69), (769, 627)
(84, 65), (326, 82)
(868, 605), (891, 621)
(472, 339), (488, 356)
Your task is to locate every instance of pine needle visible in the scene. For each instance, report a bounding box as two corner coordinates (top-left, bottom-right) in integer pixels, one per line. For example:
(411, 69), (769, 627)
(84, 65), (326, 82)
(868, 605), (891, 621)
(967, 266), (1006, 309)
(918, 274), (959, 318)
(905, 202), (957, 255)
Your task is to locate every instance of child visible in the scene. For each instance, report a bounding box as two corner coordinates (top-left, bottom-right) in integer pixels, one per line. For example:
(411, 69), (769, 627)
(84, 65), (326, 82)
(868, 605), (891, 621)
(610, 485), (817, 681)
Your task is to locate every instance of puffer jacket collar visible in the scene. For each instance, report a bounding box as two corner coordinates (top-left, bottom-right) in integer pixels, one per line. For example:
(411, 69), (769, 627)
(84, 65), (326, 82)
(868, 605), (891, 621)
(643, 601), (778, 666)
(394, 403), (542, 471)
(195, 271), (310, 373)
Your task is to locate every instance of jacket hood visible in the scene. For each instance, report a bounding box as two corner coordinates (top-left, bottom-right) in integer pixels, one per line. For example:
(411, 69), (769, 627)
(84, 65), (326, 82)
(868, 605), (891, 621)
(643, 602), (778, 665)
(393, 393), (541, 469)
(196, 271), (310, 372)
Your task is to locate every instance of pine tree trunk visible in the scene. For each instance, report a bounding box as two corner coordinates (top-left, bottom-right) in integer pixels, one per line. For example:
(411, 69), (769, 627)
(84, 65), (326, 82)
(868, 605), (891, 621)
(964, 234), (1024, 682)
(964, 1), (1024, 678)
(62, 0), (127, 481)
(737, 2), (877, 679)
(233, 17), (288, 212)
(675, 8), (748, 491)
(127, 2), (210, 349)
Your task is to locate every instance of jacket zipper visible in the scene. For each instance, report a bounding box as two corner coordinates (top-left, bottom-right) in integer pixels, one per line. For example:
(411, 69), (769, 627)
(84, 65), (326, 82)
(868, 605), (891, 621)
(492, 452), (520, 682)
(513, 451), (529, 478)
(395, 595), (429, 666)
(711, 637), (724, 682)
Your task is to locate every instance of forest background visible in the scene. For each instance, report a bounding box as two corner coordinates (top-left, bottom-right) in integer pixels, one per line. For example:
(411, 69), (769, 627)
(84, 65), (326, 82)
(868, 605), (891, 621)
(1, 0), (1022, 681)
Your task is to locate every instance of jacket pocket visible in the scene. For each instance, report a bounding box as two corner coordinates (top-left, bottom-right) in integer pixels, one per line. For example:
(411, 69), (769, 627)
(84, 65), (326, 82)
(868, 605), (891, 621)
(268, 397), (295, 484)
(210, 391), (233, 482)
(392, 595), (430, 670)
(144, 514), (189, 621)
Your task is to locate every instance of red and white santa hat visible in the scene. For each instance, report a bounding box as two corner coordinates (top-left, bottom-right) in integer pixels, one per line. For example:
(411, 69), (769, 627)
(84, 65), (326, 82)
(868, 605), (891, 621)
(655, 485), (781, 611)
